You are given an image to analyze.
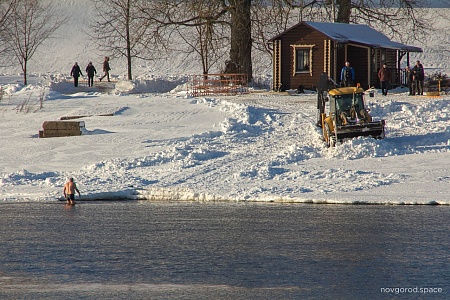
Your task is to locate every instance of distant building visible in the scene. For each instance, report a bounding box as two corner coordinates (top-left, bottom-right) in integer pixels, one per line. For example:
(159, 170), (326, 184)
(268, 22), (422, 90)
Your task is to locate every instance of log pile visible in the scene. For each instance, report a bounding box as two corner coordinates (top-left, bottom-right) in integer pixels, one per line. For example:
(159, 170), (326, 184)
(39, 121), (85, 138)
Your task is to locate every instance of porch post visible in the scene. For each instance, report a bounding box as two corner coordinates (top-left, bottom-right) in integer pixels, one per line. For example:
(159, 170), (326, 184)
(368, 48), (371, 89)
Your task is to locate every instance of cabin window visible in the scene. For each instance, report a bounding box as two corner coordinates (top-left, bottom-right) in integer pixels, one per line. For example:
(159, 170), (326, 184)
(291, 44), (314, 76)
(296, 49), (310, 72)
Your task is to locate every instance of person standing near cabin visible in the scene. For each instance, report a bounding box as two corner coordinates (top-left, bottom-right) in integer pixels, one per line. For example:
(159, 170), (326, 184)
(70, 62), (83, 87)
(340, 62), (355, 87)
(405, 65), (414, 96)
(99, 56), (111, 82)
(63, 177), (81, 205)
(412, 60), (425, 95)
(85, 61), (97, 87)
(378, 63), (390, 96)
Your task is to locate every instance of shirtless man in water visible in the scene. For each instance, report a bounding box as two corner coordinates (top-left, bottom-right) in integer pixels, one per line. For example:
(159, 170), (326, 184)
(63, 177), (81, 205)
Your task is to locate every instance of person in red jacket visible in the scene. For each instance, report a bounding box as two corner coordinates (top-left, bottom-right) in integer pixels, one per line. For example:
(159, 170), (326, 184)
(378, 63), (391, 96)
(99, 56), (111, 82)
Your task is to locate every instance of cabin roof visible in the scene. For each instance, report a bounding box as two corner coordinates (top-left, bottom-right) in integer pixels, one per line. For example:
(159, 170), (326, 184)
(270, 21), (423, 52)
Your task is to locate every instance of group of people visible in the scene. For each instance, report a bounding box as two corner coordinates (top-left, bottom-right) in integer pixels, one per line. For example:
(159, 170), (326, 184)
(70, 56), (111, 87)
(406, 60), (425, 96)
(340, 60), (425, 96)
(380, 60), (425, 96)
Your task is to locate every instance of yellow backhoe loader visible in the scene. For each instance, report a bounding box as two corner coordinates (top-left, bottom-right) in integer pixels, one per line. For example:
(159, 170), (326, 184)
(316, 73), (385, 147)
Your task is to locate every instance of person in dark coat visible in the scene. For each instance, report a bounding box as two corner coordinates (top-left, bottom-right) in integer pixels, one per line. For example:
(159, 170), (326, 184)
(412, 60), (425, 95)
(85, 62), (97, 87)
(378, 63), (391, 96)
(70, 62), (83, 87)
(340, 62), (355, 87)
(99, 56), (111, 82)
(405, 65), (414, 96)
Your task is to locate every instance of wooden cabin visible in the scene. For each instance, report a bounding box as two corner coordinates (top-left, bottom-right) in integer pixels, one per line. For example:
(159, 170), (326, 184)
(268, 22), (422, 91)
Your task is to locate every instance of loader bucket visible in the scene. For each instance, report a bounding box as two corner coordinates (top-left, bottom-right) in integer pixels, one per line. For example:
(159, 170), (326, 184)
(335, 121), (385, 141)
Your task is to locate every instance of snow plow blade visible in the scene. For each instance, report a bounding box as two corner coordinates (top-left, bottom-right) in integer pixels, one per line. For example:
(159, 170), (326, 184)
(335, 121), (385, 140)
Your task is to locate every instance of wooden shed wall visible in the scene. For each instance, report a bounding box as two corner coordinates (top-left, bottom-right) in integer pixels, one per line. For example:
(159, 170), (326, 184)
(277, 24), (329, 90)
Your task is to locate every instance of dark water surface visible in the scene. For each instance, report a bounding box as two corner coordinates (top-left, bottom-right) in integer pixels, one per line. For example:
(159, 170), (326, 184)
(0, 201), (448, 299)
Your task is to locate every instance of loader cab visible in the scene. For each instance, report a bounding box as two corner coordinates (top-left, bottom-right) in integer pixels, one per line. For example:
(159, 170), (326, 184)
(328, 87), (366, 126)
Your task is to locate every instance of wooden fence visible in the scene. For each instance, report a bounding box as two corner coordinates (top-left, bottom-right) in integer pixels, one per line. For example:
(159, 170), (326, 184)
(190, 73), (248, 96)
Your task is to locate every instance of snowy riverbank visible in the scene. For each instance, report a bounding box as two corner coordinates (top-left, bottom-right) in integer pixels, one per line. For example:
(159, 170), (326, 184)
(1, 76), (449, 205)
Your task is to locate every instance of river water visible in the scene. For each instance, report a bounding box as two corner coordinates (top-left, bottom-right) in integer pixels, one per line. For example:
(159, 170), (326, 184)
(0, 201), (448, 299)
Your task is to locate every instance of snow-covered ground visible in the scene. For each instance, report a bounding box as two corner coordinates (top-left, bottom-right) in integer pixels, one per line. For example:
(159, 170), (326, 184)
(1, 1), (450, 205)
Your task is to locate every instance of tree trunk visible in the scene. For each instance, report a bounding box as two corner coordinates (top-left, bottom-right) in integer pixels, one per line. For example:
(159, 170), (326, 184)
(336, 0), (351, 23)
(126, 0), (132, 80)
(229, 0), (252, 81)
(23, 61), (27, 85)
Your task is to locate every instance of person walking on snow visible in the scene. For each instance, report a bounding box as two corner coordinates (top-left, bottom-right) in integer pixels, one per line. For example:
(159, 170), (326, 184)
(63, 177), (80, 205)
(85, 62), (97, 87)
(70, 62), (83, 87)
(99, 56), (111, 82)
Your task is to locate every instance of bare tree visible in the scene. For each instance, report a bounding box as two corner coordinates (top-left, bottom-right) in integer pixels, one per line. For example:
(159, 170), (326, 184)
(143, 0), (229, 75)
(0, 0), (16, 30)
(188, 3), (229, 75)
(251, 0), (303, 57)
(0, 0), (18, 67)
(176, 18), (229, 75)
(139, 0), (253, 81)
(271, 0), (436, 43)
(91, 0), (162, 80)
(0, 0), (62, 85)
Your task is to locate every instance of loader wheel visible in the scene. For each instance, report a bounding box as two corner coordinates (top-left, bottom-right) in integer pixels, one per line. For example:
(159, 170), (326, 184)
(324, 123), (336, 147)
